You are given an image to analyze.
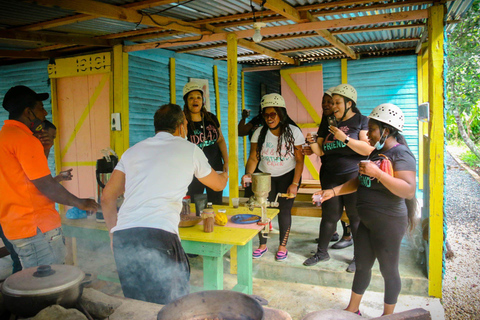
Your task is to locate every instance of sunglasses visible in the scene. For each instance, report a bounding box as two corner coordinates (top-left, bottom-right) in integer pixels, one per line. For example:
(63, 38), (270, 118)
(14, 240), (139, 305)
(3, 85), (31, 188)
(263, 112), (278, 119)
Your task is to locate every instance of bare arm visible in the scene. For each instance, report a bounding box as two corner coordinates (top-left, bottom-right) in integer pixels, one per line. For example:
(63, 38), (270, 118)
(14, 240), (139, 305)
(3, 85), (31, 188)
(216, 128), (229, 173)
(329, 127), (374, 156)
(360, 161), (416, 199)
(287, 145), (305, 196)
(198, 169), (228, 191)
(306, 134), (324, 157)
(241, 143), (259, 186)
(101, 170), (125, 233)
(31, 175), (99, 211)
(238, 110), (253, 137)
(314, 177), (360, 202)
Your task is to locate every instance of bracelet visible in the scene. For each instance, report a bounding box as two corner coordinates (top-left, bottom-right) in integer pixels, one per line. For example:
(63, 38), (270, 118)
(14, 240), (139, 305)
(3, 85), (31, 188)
(292, 182), (299, 186)
(378, 171), (384, 182)
(331, 188), (336, 196)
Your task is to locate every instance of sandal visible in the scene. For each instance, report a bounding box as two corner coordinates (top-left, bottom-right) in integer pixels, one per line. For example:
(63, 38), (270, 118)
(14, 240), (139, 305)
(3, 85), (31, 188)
(275, 250), (288, 261)
(253, 247), (268, 259)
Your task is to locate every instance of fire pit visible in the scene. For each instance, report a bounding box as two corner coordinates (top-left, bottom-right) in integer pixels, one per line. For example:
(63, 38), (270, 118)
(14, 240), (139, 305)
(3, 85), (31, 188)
(157, 290), (264, 320)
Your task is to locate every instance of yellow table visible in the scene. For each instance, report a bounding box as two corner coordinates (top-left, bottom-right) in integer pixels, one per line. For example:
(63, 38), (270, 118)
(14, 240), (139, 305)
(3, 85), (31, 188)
(61, 205), (278, 295)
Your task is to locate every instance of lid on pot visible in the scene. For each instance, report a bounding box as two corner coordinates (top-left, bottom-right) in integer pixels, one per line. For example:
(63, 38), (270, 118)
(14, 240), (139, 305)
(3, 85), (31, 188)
(2, 264), (85, 296)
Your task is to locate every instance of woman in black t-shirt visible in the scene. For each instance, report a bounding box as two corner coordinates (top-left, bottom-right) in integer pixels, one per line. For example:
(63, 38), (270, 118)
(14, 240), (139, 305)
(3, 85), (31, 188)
(304, 84), (373, 272)
(315, 103), (417, 316)
(183, 82), (228, 205)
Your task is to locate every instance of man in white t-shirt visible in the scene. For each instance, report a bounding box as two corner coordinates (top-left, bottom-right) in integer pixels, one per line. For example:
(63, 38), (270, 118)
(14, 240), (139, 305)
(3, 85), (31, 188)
(101, 104), (228, 305)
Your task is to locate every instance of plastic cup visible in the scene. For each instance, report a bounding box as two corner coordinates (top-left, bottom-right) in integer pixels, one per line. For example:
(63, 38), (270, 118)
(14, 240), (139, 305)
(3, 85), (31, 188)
(313, 194), (323, 207)
(232, 198), (240, 208)
(244, 176), (252, 187)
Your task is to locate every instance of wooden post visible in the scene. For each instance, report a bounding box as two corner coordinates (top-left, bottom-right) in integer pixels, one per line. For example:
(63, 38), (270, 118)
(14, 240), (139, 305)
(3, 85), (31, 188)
(341, 59), (348, 84)
(214, 65), (221, 124)
(169, 57), (176, 104)
(112, 45), (129, 156)
(427, 4), (445, 298)
(227, 33), (239, 204)
(241, 71), (247, 166)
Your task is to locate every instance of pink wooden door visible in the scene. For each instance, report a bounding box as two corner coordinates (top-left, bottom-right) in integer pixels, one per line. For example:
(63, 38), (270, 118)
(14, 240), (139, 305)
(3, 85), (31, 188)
(56, 73), (111, 203)
(281, 66), (323, 181)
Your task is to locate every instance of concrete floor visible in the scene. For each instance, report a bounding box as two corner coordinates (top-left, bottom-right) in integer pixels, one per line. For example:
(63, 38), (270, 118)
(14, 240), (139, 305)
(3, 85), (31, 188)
(0, 215), (444, 320)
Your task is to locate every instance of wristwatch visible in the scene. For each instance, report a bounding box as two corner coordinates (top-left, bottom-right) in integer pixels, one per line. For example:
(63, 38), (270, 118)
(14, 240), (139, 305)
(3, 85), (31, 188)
(344, 136), (350, 145)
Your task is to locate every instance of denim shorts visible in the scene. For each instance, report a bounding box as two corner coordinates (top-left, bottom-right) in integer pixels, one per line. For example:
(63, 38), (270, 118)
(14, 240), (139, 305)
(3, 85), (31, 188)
(10, 227), (66, 269)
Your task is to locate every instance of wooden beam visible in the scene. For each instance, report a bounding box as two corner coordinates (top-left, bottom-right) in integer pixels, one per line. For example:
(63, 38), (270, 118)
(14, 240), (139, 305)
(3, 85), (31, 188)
(17, 0), (180, 32)
(0, 50), (56, 58)
(24, 0), (211, 35)
(416, 28), (428, 53)
(126, 10), (428, 51)
(252, 0), (306, 23)
(237, 39), (296, 65)
(0, 30), (120, 47)
(315, 29), (357, 59)
(427, 4), (445, 299)
(242, 65), (283, 72)
(227, 33), (239, 204)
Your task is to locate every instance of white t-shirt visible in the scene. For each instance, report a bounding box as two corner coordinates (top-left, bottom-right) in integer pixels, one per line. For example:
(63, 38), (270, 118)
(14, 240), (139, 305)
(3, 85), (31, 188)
(111, 132), (212, 235)
(251, 124), (304, 177)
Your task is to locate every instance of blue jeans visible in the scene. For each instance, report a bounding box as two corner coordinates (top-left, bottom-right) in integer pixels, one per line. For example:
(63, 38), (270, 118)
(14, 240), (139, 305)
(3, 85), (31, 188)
(10, 227), (66, 269)
(0, 224), (22, 273)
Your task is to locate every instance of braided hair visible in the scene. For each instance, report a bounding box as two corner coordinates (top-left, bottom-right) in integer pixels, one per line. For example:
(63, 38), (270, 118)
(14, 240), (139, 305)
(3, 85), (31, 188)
(256, 107), (295, 161)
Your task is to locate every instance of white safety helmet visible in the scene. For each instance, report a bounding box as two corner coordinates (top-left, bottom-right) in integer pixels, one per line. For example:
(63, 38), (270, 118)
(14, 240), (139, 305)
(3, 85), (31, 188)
(260, 93), (286, 110)
(332, 84), (357, 103)
(183, 82), (205, 101)
(324, 87), (336, 97)
(368, 103), (404, 132)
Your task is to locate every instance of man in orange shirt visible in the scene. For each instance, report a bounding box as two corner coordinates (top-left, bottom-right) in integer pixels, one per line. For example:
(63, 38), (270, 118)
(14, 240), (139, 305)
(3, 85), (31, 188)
(0, 85), (99, 269)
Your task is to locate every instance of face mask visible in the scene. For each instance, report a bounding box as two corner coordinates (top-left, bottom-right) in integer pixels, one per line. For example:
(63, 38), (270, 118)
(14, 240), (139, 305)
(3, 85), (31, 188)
(28, 109), (44, 133)
(374, 129), (387, 150)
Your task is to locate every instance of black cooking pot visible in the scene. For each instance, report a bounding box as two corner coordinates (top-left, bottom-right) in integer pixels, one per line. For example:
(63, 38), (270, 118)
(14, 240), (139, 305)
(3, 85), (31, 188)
(1, 264), (90, 317)
(157, 290), (264, 320)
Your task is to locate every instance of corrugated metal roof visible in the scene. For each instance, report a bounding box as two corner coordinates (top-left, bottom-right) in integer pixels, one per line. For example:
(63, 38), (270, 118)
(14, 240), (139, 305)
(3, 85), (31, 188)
(0, 0), (474, 66)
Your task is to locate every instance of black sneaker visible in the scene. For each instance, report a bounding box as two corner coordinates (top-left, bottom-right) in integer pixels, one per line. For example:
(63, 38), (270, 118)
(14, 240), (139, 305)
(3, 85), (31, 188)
(96, 211), (105, 223)
(303, 251), (330, 266)
(315, 232), (340, 243)
(346, 258), (356, 273)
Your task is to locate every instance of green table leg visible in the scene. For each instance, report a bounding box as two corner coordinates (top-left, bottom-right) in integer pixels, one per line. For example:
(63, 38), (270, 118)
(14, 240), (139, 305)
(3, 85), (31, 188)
(202, 255), (224, 290)
(233, 240), (253, 294)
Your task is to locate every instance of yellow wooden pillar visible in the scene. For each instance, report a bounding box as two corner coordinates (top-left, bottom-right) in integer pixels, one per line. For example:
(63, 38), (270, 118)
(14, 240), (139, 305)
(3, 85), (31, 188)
(169, 57), (176, 104)
(112, 45), (129, 156)
(341, 59), (348, 83)
(214, 65), (221, 124)
(241, 71), (247, 166)
(227, 33), (239, 204)
(427, 4), (445, 298)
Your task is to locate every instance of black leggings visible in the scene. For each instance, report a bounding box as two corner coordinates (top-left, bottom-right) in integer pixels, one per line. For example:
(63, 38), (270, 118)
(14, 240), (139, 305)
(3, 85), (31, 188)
(188, 176), (223, 205)
(259, 169), (298, 247)
(352, 211), (408, 304)
(317, 171), (360, 252)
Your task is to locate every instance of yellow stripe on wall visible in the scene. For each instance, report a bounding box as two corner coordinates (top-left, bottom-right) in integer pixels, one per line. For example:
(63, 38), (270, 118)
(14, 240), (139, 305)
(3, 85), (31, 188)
(60, 73), (109, 161)
(304, 156), (319, 180)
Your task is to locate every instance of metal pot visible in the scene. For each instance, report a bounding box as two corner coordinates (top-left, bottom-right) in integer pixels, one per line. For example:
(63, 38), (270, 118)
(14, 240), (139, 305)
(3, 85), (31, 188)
(157, 290), (264, 320)
(1, 264), (90, 317)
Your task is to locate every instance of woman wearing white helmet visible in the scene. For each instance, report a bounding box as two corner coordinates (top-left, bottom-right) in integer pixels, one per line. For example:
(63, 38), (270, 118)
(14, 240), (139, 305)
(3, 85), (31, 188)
(183, 81), (228, 204)
(314, 103), (417, 316)
(241, 93), (305, 262)
(304, 84), (373, 272)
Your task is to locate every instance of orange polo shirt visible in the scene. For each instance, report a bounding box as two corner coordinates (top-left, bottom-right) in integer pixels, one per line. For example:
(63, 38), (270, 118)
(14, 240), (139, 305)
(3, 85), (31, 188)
(0, 120), (60, 240)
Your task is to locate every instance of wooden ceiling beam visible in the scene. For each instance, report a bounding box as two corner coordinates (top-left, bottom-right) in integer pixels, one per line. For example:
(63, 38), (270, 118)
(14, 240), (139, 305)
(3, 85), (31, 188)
(0, 30), (120, 47)
(237, 38), (296, 65)
(22, 0), (214, 34)
(251, 0), (356, 59)
(124, 9), (428, 51)
(0, 50), (57, 58)
(17, 0), (179, 32)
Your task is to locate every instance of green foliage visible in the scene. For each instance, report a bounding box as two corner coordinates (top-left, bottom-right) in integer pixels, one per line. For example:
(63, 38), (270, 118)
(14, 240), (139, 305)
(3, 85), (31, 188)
(460, 150), (480, 168)
(446, 0), (480, 142)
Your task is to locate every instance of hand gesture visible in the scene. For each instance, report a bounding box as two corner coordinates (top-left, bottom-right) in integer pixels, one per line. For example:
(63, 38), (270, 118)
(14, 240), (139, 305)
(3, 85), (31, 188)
(241, 109), (250, 120)
(314, 189), (335, 202)
(57, 168), (73, 182)
(287, 183), (298, 197)
(358, 160), (382, 179)
(328, 125), (347, 142)
(77, 198), (100, 214)
(34, 130), (53, 149)
(241, 174), (252, 188)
